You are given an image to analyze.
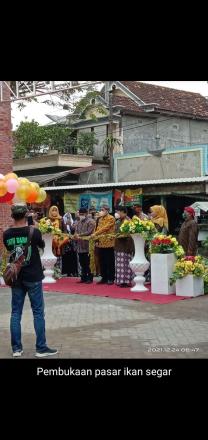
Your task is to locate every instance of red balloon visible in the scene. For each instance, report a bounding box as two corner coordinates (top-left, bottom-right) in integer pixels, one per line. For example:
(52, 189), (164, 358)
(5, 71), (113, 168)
(0, 192), (15, 203)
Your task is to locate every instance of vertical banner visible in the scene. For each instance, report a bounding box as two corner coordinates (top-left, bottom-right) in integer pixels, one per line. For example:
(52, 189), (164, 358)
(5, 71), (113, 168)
(79, 191), (112, 212)
(64, 193), (79, 213)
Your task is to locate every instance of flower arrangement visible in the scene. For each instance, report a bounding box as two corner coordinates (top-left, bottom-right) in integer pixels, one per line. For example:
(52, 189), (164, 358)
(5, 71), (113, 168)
(38, 217), (62, 236)
(119, 215), (156, 240)
(150, 234), (185, 258)
(170, 256), (206, 285)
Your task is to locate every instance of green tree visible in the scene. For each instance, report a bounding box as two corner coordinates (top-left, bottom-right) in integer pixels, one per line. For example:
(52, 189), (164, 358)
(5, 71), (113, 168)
(76, 132), (99, 155)
(13, 120), (74, 159)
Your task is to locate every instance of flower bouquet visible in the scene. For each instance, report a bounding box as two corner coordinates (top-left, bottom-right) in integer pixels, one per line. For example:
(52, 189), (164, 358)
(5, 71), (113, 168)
(119, 215), (156, 240)
(150, 234), (185, 258)
(38, 217), (62, 236)
(170, 256), (206, 285)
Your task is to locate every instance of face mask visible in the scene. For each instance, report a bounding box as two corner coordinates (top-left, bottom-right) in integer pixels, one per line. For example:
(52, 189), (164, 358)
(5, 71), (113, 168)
(79, 215), (85, 221)
(115, 212), (120, 219)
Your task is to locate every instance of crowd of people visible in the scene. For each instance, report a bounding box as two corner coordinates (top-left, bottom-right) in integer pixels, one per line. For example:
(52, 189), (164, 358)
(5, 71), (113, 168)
(1, 202), (199, 357)
(34, 202), (199, 288)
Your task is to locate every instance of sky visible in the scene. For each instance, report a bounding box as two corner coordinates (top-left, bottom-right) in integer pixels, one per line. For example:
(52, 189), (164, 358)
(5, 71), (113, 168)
(11, 81), (208, 129)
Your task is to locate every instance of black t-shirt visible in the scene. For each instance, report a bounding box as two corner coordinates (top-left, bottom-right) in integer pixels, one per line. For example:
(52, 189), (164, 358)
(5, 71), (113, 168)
(3, 226), (45, 284)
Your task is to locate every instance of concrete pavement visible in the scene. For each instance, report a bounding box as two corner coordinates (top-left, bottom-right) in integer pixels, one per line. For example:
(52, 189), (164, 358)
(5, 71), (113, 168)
(0, 287), (208, 358)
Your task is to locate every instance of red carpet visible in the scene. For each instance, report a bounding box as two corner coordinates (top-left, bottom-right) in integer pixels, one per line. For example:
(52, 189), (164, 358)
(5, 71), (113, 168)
(42, 278), (190, 304)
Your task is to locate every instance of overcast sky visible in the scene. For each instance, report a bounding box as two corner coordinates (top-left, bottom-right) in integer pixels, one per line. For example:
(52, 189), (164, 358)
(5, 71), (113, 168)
(11, 81), (208, 129)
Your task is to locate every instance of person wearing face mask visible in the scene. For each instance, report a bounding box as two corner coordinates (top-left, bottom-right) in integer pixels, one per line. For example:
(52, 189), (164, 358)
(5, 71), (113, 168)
(114, 211), (120, 220)
(91, 205), (115, 285)
(178, 207), (198, 256)
(88, 207), (97, 220)
(73, 208), (95, 283)
(114, 207), (135, 287)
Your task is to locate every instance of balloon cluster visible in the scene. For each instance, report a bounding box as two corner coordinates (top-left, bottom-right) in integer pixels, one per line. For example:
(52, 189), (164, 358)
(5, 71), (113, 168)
(0, 172), (47, 205)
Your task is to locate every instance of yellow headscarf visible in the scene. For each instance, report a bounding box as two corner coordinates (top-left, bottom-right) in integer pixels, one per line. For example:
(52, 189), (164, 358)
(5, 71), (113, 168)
(49, 205), (61, 219)
(48, 206), (69, 256)
(150, 205), (169, 230)
(48, 205), (61, 229)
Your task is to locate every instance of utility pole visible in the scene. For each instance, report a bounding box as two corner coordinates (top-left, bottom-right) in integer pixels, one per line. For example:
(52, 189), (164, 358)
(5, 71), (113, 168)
(108, 87), (114, 182)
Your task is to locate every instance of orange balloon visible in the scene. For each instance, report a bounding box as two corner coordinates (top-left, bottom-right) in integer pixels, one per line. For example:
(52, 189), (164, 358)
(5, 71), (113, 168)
(0, 180), (7, 197)
(26, 189), (38, 203)
(4, 172), (18, 181)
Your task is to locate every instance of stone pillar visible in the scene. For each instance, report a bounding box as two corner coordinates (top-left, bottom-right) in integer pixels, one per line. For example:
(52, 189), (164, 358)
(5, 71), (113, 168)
(0, 81), (13, 248)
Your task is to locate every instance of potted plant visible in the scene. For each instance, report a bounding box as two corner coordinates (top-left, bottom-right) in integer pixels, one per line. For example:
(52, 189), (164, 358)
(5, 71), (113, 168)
(119, 216), (156, 292)
(170, 256), (205, 297)
(150, 234), (185, 295)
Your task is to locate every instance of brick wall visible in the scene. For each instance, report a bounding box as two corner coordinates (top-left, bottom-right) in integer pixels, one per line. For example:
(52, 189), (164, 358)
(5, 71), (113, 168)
(0, 81), (13, 249)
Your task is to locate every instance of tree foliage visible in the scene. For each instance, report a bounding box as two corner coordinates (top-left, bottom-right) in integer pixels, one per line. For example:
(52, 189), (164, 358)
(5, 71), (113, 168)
(76, 132), (98, 156)
(13, 120), (98, 159)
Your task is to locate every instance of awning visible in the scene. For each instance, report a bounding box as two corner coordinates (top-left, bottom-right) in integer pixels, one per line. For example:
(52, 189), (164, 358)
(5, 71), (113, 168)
(26, 165), (106, 185)
(191, 201), (208, 212)
(43, 176), (208, 191)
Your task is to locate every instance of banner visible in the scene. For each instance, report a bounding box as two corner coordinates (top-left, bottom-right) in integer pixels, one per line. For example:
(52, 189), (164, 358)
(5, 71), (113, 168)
(114, 188), (143, 207)
(79, 191), (112, 212)
(64, 193), (79, 213)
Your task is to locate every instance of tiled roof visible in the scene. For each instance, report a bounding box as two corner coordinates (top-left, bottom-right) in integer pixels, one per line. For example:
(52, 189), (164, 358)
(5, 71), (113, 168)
(112, 95), (144, 112)
(118, 81), (208, 119)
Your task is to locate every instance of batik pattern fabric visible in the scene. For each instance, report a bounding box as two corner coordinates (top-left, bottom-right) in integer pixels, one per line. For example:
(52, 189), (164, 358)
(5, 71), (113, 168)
(115, 251), (134, 284)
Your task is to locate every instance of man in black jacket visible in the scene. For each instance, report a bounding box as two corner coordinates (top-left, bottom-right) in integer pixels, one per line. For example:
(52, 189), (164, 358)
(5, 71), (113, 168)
(3, 205), (58, 358)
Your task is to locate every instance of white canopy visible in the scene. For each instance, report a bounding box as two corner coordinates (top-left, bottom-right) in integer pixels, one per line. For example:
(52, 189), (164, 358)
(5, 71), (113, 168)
(191, 202), (208, 212)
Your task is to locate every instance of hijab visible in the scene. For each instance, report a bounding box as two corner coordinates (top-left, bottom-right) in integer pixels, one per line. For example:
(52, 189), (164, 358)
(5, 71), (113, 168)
(150, 205), (169, 230)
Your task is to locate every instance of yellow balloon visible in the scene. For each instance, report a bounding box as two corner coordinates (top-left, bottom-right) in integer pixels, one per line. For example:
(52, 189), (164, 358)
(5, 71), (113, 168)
(18, 177), (30, 185)
(31, 182), (40, 192)
(4, 172), (18, 181)
(16, 183), (31, 201)
(36, 189), (47, 203)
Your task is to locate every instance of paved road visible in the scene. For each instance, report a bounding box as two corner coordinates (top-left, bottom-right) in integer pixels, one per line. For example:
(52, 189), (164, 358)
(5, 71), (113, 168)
(0, 287), (208, 358)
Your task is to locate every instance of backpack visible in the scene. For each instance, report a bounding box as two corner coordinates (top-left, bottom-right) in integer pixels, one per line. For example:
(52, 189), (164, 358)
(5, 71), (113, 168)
(3, 226), (34, 287)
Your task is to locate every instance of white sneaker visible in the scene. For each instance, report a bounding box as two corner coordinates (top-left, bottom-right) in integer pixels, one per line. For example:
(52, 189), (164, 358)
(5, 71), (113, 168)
(13, 350), (23, 357)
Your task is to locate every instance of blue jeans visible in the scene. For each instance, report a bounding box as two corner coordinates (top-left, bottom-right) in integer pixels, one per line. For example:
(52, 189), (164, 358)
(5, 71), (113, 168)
(11, 281), (47, 352)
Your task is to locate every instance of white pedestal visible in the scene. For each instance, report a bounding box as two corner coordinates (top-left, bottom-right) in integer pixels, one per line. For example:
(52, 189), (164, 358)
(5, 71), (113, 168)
(41, 233), (57, 283)
(151, 253), (176, 295)
(176, 275), (204, 297)
(129, 234), (149, 292)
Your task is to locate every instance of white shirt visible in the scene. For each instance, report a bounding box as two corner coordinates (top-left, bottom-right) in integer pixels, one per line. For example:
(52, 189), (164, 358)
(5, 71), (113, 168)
(63, 213), (74, 233)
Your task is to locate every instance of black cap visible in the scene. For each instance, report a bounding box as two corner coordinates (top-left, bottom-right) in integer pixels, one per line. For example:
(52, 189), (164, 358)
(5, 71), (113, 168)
(79, 208), (88, 214)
